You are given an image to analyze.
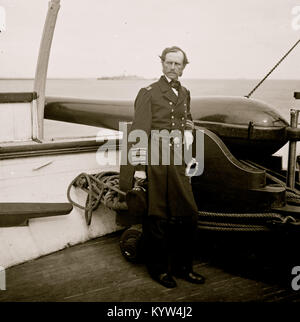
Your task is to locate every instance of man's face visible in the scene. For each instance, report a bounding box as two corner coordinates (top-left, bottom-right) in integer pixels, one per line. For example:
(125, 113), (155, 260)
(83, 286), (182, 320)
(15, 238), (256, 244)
(162, 51), (185, 80)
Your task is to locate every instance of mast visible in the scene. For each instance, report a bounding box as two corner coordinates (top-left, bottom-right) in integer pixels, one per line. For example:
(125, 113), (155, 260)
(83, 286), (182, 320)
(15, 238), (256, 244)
(33, 0), (60, 140)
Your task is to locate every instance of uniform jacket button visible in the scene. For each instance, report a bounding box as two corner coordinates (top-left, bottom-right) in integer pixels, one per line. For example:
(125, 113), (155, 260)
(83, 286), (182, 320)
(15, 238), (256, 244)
(169, 102), (173, 105)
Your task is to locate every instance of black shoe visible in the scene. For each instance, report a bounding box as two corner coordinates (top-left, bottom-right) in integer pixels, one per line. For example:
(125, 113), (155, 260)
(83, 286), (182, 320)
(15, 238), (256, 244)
(153, 273), (177, 288)
(176, 270), (205, 284)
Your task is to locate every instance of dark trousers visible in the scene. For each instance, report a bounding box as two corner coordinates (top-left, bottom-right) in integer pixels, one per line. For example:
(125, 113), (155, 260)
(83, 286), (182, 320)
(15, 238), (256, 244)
(142, 214), (198, 276)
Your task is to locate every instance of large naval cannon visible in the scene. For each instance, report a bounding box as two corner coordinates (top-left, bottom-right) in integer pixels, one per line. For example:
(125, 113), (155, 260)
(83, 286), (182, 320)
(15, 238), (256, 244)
(61, 92), (300, 262)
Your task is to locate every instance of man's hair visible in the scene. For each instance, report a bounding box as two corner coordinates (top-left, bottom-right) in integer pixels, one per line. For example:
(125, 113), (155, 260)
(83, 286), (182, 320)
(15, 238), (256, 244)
(159, 46), (189, 66)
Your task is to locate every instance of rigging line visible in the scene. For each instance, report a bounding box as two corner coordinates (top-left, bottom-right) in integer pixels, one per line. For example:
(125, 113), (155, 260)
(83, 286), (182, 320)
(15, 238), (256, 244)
(245, 38), (300, 98)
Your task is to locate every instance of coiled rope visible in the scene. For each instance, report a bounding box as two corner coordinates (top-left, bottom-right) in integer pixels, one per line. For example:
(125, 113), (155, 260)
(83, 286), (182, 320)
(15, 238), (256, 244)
(197, 211), (290, 232)
(68, 171), (300, 231)
(67, 171), (127, 225)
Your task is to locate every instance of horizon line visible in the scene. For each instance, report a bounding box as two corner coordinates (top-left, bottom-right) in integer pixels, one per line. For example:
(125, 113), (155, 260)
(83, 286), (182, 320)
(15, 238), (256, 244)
(1, 77), (300, 81)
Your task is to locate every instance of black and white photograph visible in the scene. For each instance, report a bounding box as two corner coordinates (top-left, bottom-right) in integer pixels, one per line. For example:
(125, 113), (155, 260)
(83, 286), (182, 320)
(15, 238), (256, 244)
(0, 0), (300, 310)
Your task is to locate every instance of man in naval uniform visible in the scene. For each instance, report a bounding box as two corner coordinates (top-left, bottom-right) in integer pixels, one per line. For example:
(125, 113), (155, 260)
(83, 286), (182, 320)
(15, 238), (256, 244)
(126, 46), (205, 288)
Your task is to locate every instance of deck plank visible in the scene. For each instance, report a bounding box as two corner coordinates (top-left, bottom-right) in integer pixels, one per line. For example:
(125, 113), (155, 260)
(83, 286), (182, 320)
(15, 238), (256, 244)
(0, 231), (300, 302)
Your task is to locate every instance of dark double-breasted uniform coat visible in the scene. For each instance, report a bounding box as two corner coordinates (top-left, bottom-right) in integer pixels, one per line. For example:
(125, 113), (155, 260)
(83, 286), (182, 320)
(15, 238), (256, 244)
(120, 75), (198, 220)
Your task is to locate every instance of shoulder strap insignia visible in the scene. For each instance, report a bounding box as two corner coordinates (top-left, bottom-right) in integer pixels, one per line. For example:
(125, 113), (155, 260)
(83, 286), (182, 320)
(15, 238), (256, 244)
(145, 85), (152, 91)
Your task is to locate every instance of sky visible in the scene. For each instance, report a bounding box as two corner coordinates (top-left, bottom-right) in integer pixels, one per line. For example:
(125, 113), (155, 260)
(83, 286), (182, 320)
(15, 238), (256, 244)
(0, 0), (299, 79)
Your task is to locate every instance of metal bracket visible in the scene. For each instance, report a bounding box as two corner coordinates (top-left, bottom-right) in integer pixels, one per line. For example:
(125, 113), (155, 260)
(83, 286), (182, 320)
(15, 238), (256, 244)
(286, 109), (300, 188)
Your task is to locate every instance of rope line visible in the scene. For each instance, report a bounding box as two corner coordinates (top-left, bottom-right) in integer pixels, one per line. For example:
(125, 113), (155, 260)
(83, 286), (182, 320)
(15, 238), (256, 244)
(67, 171), (300, 230)
(197, 225), (270, 232)
(197, 211), (295, 232)
(245, 39), (300, 98)
(67, 171), (128, 225)
(198, 211), (285, 220)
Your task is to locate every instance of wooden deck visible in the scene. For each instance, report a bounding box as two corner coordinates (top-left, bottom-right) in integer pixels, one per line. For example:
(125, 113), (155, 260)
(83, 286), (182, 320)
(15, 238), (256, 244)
(1, 230), (300, 302)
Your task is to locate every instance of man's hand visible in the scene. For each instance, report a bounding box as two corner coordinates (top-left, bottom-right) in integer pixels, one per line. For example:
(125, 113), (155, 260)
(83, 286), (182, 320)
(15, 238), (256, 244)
(134, 171), (147, 179)
(184, 130), (194, 149)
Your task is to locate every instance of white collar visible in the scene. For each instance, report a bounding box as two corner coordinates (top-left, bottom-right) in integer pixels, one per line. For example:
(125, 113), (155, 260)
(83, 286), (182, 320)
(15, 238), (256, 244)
(164, 75), (171, 83)
(164, 75), (179, 95)
(164, 75), (176, 83)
